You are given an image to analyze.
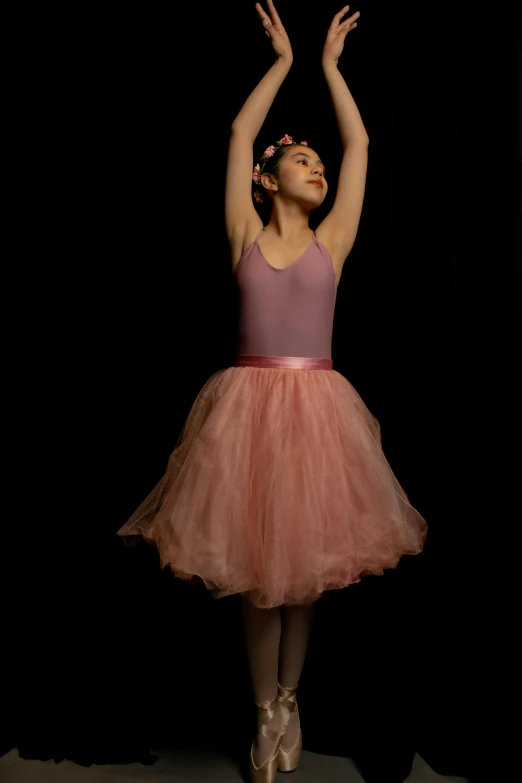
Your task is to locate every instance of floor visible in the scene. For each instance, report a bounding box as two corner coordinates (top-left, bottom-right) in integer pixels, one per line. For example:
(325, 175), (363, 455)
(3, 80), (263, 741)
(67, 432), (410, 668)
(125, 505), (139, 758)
(0, 745), (469, 783)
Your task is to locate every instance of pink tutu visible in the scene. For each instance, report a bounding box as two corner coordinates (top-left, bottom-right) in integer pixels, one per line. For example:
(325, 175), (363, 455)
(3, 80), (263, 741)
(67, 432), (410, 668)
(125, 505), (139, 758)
(117, 355), (427, 609)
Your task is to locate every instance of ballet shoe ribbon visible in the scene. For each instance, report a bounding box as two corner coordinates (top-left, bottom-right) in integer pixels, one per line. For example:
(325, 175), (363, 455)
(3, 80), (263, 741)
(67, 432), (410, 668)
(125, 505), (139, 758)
(255, 697), (290, 741)
(277, 684), (298, 714)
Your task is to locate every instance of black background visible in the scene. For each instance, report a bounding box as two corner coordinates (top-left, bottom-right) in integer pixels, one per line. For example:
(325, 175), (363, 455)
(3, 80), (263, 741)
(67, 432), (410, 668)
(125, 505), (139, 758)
(7, 2), (520, 782)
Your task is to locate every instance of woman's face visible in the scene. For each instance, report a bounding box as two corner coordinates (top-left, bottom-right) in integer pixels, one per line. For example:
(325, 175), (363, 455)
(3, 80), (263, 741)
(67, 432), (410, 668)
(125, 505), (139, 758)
(275, 145), (328, 206)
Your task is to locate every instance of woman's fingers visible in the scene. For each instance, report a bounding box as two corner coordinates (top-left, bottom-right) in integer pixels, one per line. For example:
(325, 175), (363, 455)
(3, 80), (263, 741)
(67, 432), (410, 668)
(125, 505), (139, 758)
(255, 0), (292, 60)
(343, 13), (359, 28)
(337, 11), (360, 30)
(266, 0), (282, 26)
(256, 0), (284, 34)
(331, 5), (350, 26)
(255, 2), (270, 24)
(331, 6), (360, 29)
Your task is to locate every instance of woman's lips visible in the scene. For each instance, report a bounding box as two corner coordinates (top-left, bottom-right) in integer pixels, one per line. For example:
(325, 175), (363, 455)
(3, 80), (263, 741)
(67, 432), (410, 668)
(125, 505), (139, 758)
(308, 180), (323, 187)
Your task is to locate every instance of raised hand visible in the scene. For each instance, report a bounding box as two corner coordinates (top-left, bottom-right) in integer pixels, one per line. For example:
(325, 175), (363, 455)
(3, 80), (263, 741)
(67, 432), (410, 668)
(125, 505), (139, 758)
(255, 0), (293, 63)
(322, 5), (360, 65)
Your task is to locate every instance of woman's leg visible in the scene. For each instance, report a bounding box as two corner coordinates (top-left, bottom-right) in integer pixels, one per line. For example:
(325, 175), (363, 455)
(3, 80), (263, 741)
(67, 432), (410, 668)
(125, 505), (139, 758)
(277, 601), (318, 748)
(241, 596), (283, 767)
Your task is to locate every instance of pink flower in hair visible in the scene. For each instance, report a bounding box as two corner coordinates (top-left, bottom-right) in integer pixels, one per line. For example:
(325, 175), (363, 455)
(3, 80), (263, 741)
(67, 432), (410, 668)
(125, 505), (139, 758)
(278, 134), (294, 145)
(253, 189), (264, 203)
(252, 163), (261, 183)
(263, 145), (276, 158)
(300, 140), (308, 146)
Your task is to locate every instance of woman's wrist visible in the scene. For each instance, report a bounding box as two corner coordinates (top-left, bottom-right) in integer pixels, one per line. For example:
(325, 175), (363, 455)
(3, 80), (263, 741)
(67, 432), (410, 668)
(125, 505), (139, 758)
(321, 57), (339, 72)
(274, 53), (293, 70)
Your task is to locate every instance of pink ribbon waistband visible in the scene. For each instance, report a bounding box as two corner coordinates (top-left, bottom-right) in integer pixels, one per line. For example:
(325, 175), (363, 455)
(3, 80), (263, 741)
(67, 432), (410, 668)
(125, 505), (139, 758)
(235, 354), (333, 370)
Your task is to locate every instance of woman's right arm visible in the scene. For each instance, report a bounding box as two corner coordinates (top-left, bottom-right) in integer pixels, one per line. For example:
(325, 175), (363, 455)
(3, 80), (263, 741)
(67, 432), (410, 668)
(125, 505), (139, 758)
(225, 1), (293, 251)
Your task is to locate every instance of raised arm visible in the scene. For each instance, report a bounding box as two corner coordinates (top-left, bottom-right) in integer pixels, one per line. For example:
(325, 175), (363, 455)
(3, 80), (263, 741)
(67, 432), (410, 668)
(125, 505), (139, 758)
(315, 6), (369, 270)
(225, 1), (292, 257)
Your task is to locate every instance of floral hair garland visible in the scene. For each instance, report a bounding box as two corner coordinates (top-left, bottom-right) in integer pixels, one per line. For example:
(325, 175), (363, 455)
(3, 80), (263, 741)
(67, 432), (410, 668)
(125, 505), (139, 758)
(252, 134), (307, 203)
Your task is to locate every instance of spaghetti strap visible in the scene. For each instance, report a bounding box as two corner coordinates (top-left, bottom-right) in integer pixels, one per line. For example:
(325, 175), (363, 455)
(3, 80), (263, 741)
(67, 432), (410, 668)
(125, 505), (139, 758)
(233, 227), (265, 277)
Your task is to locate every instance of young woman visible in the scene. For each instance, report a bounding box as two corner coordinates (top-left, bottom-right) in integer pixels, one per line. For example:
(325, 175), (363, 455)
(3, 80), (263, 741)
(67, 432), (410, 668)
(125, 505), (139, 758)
(117, 3), (427, 781)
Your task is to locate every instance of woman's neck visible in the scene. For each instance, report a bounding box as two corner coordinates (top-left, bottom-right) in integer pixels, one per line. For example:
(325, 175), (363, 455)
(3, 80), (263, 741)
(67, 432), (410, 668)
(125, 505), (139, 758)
(264, 210), (311, 242)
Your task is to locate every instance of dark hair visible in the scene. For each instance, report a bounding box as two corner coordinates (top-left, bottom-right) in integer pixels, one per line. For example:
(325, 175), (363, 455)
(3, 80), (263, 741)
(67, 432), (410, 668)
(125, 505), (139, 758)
(259, 143), (294, 180)
(253, 142), (304, 210)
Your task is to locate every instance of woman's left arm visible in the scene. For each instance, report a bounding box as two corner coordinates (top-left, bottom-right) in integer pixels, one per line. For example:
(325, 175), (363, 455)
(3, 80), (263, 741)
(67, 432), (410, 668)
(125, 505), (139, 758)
(316, 6), (369, 267)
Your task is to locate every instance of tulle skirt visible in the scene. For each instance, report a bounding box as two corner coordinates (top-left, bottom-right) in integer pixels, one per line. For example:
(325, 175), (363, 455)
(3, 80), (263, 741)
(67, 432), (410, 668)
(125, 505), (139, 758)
(117, 354), (427, 609)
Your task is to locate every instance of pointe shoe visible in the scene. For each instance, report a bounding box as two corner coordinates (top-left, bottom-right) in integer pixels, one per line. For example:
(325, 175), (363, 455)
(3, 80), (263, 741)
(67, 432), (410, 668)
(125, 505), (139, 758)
(277, 682), (302, 772)
(249, 694), (290, 783)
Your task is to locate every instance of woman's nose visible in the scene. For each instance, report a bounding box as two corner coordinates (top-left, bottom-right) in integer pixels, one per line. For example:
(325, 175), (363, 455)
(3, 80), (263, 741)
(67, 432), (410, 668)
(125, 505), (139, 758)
(312, 167), (323, 177)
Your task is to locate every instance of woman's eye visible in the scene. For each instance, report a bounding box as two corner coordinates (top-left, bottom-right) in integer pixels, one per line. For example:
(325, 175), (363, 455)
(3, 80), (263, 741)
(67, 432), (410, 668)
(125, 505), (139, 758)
(297, 159), (306, 165)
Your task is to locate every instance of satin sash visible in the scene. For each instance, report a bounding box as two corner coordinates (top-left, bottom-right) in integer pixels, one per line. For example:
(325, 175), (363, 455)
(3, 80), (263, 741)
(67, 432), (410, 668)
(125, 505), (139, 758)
(235, 354), (333, 370)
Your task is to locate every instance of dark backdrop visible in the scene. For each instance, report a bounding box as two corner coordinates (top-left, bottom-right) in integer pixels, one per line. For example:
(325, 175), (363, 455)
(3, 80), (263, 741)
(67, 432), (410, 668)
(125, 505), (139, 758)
(8, 2), (520, 783)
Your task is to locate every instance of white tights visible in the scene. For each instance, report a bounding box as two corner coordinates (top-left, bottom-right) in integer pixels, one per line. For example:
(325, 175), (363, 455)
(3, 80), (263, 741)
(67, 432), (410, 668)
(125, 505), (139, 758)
(241, 598), (317, 767)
